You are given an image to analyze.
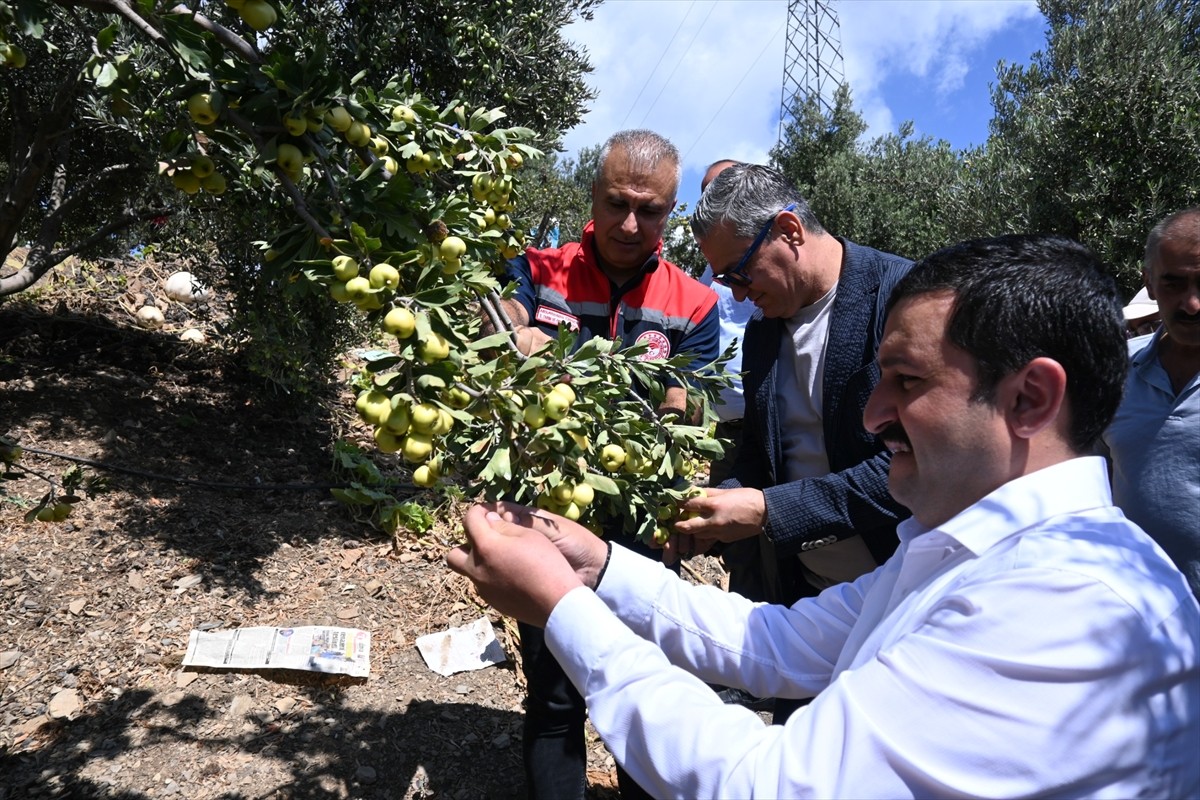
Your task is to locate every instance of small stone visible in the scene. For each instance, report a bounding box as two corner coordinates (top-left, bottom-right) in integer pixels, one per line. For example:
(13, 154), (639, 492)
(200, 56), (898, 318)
(176, 671), (199, 688)
(354, 765), (377, 784)
(0, 651), (19, 670)
(455, 685), (470, 695)
(127, 572), (147, 591)
(274, 697), (297, 715)
(68, 599), (86, 615)
(228, 694), (254, 719)
(492, 733), (511, 749)
(173, 574), (203, 593)
(336, 605), (359, 620)
(47, 689), (81, 719)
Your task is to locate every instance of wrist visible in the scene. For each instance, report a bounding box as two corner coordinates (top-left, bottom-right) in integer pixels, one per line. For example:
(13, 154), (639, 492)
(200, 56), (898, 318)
(591, 540), (614, 590)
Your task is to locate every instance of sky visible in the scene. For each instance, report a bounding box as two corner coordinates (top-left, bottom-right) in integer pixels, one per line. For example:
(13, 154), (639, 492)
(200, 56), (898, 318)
(560, 0), (1048, 209)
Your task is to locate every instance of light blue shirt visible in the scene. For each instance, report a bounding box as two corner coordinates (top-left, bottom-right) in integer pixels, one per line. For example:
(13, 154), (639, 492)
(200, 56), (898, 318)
(700, 266), (754, 422)
(1102, 330), (1200, 596)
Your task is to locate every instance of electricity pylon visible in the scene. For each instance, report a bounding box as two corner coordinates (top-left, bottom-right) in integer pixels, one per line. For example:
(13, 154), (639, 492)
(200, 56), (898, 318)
(779, 0), (845, 143)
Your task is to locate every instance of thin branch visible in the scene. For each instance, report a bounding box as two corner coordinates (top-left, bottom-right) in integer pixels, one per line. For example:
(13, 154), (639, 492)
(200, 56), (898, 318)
(166, 4), (260, 63)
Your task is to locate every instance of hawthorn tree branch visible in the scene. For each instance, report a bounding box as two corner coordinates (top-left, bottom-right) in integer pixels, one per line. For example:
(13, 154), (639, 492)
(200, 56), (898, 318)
(166, 4), (260, 63)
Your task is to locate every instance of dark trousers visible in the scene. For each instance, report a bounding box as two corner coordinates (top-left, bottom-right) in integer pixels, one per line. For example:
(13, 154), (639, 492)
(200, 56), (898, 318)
(519, 535), (671, 800)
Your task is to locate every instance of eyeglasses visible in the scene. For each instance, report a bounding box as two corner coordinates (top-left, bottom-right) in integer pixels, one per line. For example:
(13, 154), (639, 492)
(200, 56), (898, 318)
(713, 202), (797, 288)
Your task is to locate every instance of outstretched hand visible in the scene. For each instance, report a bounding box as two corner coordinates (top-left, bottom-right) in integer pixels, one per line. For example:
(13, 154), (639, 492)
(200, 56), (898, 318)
(445, 502), (609, 627)
(665, 487), (766, 566)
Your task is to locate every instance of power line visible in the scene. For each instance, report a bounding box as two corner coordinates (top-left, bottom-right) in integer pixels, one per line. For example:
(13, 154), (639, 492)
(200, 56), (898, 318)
(636, 2), (720, 128)
(681, 17), (787, 163)
(617, 1), (699, 130)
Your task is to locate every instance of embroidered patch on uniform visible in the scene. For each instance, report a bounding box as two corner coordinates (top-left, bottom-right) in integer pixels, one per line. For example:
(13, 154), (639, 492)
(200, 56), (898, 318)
(634, 330), (671, 360)
(534, 306), (580, 331)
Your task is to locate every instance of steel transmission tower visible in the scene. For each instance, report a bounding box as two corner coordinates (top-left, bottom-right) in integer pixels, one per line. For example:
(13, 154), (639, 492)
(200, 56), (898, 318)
(779, 0), (845, 143)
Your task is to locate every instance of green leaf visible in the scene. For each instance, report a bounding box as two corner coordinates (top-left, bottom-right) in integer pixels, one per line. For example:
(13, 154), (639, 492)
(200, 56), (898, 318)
(468, 332), (514, 351)
(97, 23), (118, 53)
(479, 445), (512, 482)
(583, 473), (620, 496)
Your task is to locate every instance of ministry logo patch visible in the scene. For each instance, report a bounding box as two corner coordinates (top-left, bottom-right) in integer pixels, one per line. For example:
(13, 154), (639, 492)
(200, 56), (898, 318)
(634, 330), (671, 360)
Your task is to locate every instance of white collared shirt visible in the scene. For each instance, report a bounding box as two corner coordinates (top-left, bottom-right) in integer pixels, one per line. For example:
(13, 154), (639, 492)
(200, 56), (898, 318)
(546, 457), (1200, 799)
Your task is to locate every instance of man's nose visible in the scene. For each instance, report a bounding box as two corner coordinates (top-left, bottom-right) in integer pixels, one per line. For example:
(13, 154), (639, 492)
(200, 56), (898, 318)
(862, 383), (892, 435)
(619, 211), (639, 236)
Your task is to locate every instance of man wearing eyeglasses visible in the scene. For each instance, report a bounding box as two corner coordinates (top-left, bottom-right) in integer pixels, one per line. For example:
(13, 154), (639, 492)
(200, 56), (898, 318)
(491, 128), (719, 800)
(674, 164), (911, 706)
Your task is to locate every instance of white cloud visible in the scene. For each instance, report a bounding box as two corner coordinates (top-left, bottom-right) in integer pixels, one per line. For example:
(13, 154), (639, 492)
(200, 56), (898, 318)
(560, 0), (1043, 205)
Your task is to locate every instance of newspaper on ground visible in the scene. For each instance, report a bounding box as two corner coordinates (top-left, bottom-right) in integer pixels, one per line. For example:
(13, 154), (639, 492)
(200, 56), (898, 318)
(415, 616), (507, 677)
(183, 626), (370, 678)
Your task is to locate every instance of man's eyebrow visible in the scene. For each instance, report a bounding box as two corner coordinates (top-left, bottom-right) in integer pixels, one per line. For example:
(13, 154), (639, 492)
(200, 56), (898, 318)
(878, 351), (914, 370)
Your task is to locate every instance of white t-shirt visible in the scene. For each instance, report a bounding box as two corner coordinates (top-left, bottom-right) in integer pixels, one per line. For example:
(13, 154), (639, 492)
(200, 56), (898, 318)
(776, 284), (876, 587)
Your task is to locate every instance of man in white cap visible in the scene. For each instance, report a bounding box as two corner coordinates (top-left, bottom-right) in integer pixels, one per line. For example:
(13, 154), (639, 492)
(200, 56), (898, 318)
(1122, 286), (1161, 337)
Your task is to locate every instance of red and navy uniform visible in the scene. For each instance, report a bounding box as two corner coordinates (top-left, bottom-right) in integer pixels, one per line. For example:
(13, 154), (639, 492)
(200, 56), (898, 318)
(505, 222), (720, 379)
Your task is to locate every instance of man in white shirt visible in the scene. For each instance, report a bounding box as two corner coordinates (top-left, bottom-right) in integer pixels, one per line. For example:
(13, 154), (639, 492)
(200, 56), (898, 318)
(447, 233), (1200, 799)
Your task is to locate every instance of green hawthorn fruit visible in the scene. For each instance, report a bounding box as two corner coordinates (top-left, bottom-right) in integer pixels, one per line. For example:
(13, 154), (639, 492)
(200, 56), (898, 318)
(201, 173), (227, 195)
(369, 263), (400, 290)
(383, 307), (416, 338)
(346, 121), (372, 147)
(375, 427), (403, 454)
(187, 93), (218, 125)
(412, 464), (436, 487)
(410, 403), (440, 435)
(283, 114), (307, 136)
(190, 156), (215, 178)
(172, 171), (201, 194)
(358, 390), (392, 426)
(239, 0), (277, 31)
(523, 404), (546, 428)
(400, 433), (433, 463)
(541, 391), (570, 421)
(599, 444), (626, 472)
(331, 255), (359, 281)
(276, 143), (303, 173)
(416, 332), (451, 364)
(571, 483), (595, 507)
(344, 276), (371, 300)
(326, 106), (353, 132)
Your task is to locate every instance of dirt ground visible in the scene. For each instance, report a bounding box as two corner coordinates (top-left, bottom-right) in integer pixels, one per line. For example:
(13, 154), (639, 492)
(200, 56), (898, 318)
(0, 259), (730, 799)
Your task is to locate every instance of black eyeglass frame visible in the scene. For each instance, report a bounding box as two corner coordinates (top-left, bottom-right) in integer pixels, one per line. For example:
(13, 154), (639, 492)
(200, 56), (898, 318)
(713, 202), (798, 288)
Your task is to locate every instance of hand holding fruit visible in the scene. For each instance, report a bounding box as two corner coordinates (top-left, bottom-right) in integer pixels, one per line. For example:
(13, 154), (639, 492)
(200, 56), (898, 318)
(446, 502), (607, 627)
(671, 486), (767, 545)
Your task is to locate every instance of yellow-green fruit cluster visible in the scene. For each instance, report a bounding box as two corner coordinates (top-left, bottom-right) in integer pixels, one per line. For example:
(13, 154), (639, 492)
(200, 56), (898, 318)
(535, 479), (595, 521)
(438, 236), (467, 276)
(540, 383), (575, 421)
(356, 391), (456, 467)
(34, 502), (73, 522)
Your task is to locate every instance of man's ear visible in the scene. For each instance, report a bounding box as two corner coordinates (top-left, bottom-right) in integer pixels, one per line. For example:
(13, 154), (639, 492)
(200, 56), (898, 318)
(1004, 357), (1068, 440)
(777, 210), (806, 247)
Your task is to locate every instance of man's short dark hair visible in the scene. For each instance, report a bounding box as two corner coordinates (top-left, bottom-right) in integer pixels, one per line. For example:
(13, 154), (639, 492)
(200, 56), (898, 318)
(886, 234), (1128, 453)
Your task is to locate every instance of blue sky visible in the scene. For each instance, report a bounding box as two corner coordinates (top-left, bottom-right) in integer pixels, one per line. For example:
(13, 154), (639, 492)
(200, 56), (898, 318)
(560, 0), (1047, 209)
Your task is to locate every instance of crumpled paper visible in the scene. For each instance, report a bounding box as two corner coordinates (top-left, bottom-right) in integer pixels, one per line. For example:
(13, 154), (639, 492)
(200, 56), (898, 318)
(415, 616), (507, 677)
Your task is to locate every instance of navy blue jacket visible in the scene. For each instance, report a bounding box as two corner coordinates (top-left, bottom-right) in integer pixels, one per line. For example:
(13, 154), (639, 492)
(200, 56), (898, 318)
(721, 239), (913, 587)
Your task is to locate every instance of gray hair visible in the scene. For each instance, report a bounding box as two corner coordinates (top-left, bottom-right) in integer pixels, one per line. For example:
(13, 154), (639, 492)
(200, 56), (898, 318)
(691, 163), (825, 240)
(1144, 206), (1200, 275)
(596, 129), (682, 198)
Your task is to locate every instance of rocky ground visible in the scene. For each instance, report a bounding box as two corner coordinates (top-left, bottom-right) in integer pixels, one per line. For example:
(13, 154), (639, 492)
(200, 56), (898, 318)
(0, 258), (729, 799)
